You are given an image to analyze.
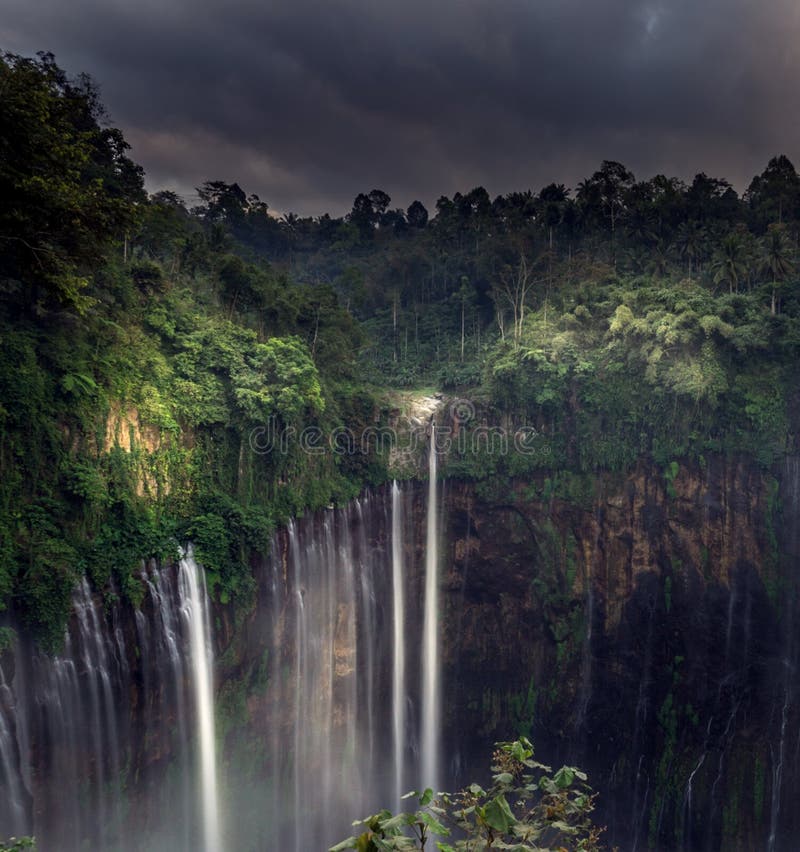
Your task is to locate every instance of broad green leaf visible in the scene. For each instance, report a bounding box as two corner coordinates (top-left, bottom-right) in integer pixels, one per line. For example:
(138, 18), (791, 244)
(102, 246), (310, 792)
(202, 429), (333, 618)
(379, 812), (410, 833)
(553, 766), (575, 788)
(548, 819), (577, 834)
(538, 777), (559, 794)
(481, 794), (517, 833)
(509, 740), (533, 762)
(418, 811), (449, 835)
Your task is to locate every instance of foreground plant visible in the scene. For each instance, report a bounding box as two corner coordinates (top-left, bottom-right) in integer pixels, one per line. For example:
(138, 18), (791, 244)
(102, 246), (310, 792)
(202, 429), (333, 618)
(331, 737), (607, 851)
(0, 839), (35, 851)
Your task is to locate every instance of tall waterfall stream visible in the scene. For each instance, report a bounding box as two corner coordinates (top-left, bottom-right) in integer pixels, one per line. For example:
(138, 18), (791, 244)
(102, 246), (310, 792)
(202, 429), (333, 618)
(0, 476), (442, 851)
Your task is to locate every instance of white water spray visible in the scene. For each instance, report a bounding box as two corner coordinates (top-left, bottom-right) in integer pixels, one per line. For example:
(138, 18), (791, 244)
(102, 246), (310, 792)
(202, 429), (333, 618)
(391, 481), (406, 809)
(421, 422), (441, 792)
(768, 660), (791, 852)
(0, 664), (27, 835)
(179, 547), (222, 852)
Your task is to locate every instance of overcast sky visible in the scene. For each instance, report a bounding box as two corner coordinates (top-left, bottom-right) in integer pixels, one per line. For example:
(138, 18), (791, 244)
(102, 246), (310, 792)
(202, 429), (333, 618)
(3, 0), (800, 216)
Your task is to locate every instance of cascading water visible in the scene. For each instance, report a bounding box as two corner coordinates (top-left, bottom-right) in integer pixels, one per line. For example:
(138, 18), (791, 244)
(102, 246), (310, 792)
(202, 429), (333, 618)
(421, 421), (441, 793)
(3, 470), (800, 851)
(0, 481), (443, 852)
(144, 564), (191, 848)
(682, 754), (705, 852)
(0, 555), (223, 851)
(178, 547), (222, 852)
(266, 495), (397, 850)
(768, 456), (800, 852)
(391, 480), (407, 811)
(0, 664), (26, 836)
(232, 483), (450, 850)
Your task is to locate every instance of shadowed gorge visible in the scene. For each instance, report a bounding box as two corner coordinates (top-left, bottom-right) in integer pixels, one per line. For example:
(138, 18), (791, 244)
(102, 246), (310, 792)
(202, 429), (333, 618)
(1, 461), (799, 849)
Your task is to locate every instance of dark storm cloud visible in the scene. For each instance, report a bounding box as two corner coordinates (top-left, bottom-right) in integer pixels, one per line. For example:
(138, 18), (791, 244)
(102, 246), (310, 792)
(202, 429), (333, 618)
(3, 0), (800, 215)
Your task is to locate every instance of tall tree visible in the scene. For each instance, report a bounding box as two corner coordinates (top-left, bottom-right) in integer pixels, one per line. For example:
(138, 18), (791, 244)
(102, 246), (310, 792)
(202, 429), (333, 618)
(760, 223), (795, 314)
(675, 221), (706, 278)
(577, 161), (635, 263)
(0, 51), (144, 311)
(406, 200), (429, 229)
(493, 251), (539, 345)
(196, 181), (248, 225)
(348, 190), (391, 241)
(537, 183), (570, 250)
(745, 155), (800, 229)
(710, 233), (749, 293)
(686, 173), (741, 224)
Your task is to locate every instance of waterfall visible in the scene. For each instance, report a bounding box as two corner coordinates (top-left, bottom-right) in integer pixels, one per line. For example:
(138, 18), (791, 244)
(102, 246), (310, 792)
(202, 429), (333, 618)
(0, 555), (226, 851)
(0, 482), (447, 851)
(75, 577), (122, 838)
(0, 664), (26, 836)
(356, 497), (377, 790)
(768, 456), (800, 852)
(682, 753), (705, 851)
(0, 482), (437, 851)
(768, 666), (790, 852)
(4, 465), (800, 851)
(391, 480), (406, 810)
(421, 421), (441, 792)
(277, 504), (373, 849)
(253, 486), (441, 849)
(178, 548), (222, 852)
(149, 563), (192, 847)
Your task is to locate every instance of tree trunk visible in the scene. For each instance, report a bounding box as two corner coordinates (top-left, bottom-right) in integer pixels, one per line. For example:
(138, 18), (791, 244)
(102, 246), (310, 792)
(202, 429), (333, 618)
(393, 293), (398, 363)
(460, 300), (465, 362)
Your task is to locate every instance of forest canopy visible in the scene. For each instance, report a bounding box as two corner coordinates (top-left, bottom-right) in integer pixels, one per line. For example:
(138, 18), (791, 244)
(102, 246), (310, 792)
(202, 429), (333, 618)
(1, 50), (799, 645)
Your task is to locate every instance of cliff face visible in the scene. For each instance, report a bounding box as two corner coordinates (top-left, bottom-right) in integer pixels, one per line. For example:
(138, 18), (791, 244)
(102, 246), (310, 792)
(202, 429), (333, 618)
(437, 457), (798, 851)
(209, 453), (798, 851)
(2, 455), (797, 851)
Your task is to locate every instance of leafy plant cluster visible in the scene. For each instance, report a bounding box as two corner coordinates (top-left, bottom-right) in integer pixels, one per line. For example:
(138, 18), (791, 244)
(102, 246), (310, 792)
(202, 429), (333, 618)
(0, 839), (35, 851)
(470, 275), (798, 475)
(331, 738), (606, 851)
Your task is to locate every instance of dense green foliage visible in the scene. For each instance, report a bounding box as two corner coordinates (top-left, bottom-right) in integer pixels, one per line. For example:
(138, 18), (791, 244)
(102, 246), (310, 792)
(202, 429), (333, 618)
(0, 52), (143, 312)
(331, 738), (604, 851)
(168, 157), (800, 479)
(0, 52), (379, 647)
(1, 49), (799, 645)
(445, 275), (798, 478)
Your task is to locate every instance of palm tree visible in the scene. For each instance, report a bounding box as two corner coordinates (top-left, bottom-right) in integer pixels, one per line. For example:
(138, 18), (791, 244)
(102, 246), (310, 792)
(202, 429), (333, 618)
(760, 224), (795, 314)
(645, 240), (670, 278)
(537, 183), (569, 250)
(674, 221), (706, 278)
(710, 233), (749, 293)
(577, 161), (635, 266)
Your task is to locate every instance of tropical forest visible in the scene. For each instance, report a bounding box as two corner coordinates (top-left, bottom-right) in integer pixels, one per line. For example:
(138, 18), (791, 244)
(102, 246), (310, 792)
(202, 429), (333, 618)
(0, 49), (799, 852)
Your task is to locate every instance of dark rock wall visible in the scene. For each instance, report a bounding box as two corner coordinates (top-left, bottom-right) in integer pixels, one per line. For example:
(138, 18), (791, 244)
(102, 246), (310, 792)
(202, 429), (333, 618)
(434, 457), (798, 851)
